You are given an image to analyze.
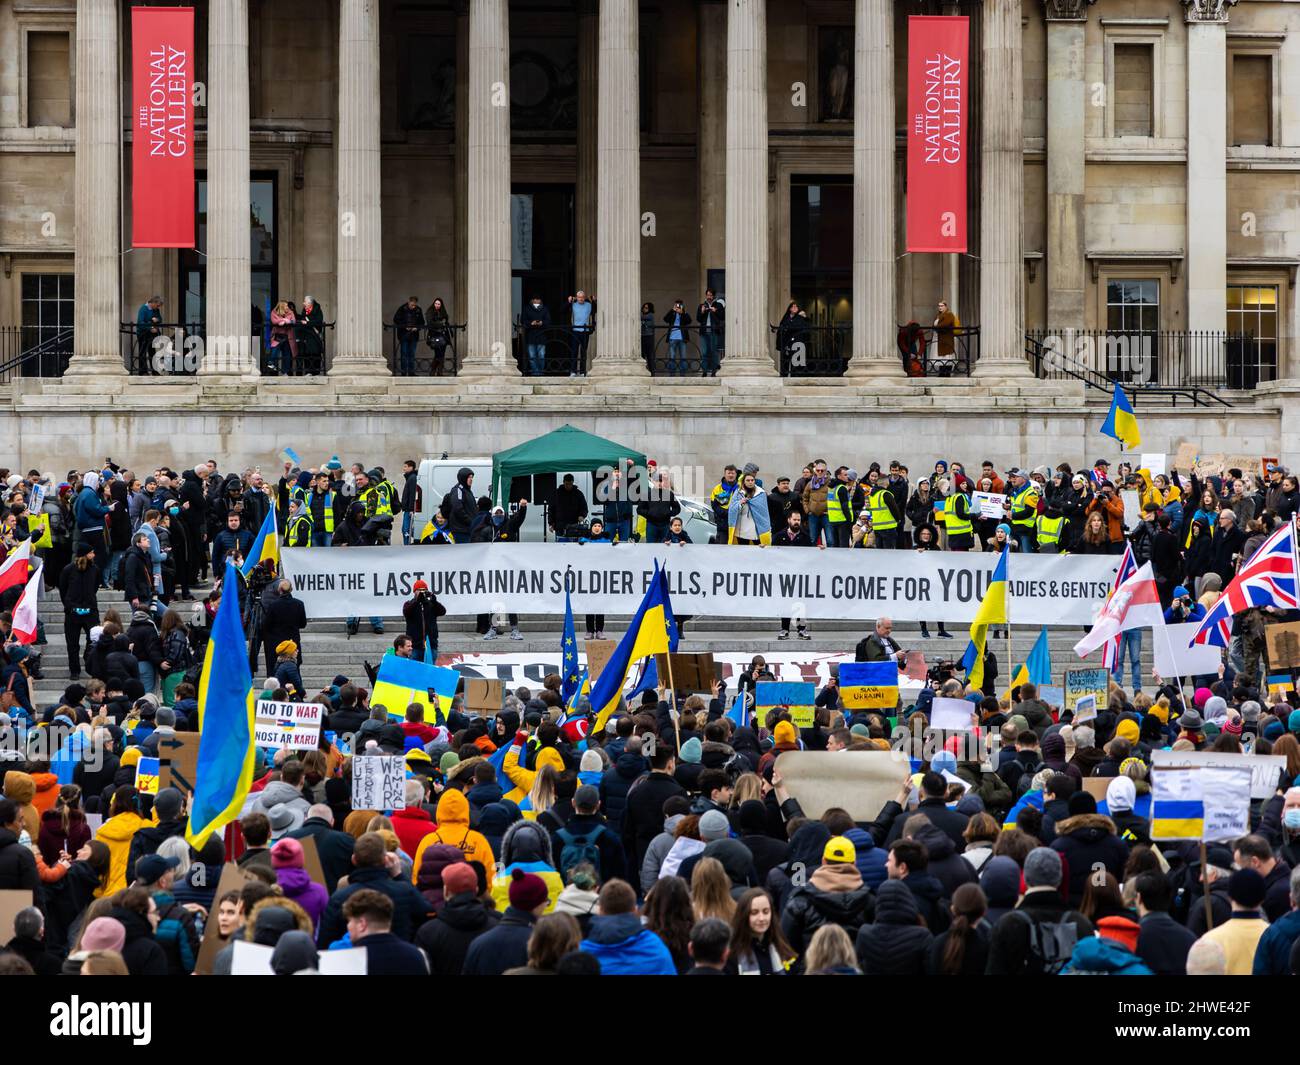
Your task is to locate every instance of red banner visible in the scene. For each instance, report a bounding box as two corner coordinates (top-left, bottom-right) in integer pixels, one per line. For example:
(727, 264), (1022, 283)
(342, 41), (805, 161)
(132, 7), (195, 248)
(906, 16), (968, 253)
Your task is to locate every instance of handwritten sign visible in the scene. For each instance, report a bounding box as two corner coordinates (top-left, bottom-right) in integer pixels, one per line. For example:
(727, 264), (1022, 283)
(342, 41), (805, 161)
(1064, 668), (1109, 712)
(972, 491), (1007, 520)
(351, 755), (406, 811)
(1152, 749), (1285, 802)
(135, 757), (160, 795)
(253, 700), (323, 750)
(755, 682), (816, 729)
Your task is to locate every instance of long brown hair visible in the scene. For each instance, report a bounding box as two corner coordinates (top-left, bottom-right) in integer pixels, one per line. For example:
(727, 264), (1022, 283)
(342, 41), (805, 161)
(729, 887), (796, 969)
(939, 883), (987, 975)
(690, 857), (736, 923)
(1273, 734), (1300, 778)
(56, 783), (82, 836)
(525, 912), (581, 971)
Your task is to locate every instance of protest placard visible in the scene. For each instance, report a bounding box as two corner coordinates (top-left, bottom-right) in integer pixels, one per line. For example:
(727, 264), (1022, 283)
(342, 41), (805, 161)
(1064, 667), (1109, 711)
(351, 755), (406, 811)
(135, 757), (160, 795)
(755, 682), (816, 728)
(464, 679), (503, 715)
(1121, 490), (1141, 531)
(157, 732), (202, 792)
(584, 639), (618, 683)
(839, 661), (900, 709)
(253, 700), (323, 750)
(194, 863), (257, 975)
(1152, 749), (1285, 801)
(930, 697), (976, 731)
(1151, 764), (1252, 841)
(1072, 694), (1097, 724)
(1265, 621), (1300, 672)
(1154, 622), (1222, 677)
(972, 491), (1007, 520)
(1140, 453), (1165, 477)
(654, 653), (717, 693)
(0, 890), (32, 943)
(775, 750), (911, 822)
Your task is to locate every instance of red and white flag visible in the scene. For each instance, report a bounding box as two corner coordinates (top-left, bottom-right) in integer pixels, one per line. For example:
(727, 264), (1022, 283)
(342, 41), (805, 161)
(1074, 561), (1163, 659)
(11, 561), (43, 645)
(0, 540), (32, 596)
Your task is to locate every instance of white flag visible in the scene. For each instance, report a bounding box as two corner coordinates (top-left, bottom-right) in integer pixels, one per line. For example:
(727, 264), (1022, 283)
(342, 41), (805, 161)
(11, 561), (43, 645)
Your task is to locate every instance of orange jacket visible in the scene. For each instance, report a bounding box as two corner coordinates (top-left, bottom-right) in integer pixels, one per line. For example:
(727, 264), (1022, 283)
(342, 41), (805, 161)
(1088, 494), (1126, 542)
(29, 773), (59, 817)
(411, 789), (496, 885)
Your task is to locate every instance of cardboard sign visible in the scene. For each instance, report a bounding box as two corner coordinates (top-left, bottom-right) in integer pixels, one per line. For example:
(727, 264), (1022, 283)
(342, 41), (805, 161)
(157, 732), (202, 793)
(1064, 668), (1109, 712)
(774, 750), (912, 822)
(972, 491), (1007, 520)
(135, 756), (160, 795)
(351, 755), (406, 811)
(654, 652), (717, 693)
(930, 697), (975, 731)
(253, 700), (323, 750)
(1152, 749), (1285, 802)
(464, 679), (503, 715)
(297, 833), (328, 890)
(194, 862), (256, 975)
(902, 651), (929, 684)
(584, 639), (618, 683)
(755, 682), (816, 728)
(0, 890), (33, 943)
(1265, 621), (1300, 672)
(1154, 621), (1222, 678)
(1083, 777), (1114, 803)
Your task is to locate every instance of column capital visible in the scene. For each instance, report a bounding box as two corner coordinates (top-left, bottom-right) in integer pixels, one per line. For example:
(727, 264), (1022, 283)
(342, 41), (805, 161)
(1183, 0), (1235, 24)
(1042, 0), (1095, 22)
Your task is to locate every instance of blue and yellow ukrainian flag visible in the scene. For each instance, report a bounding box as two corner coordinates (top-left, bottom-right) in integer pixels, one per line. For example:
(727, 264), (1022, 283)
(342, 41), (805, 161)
(838, 661), (900, 709)
(562, 587), (580, 706)
(1151, 767), (1205, 839)
(728, 490), (772, 546)
(240, 504), (279, 578)
(373, 655), (459, 723)
(1100, 383), (1141, 451)
(1003, 625), (1053, 699)
(962, 546), (1009, 691)
(186, 560), (257, 850)
(590, 562), (674, 735)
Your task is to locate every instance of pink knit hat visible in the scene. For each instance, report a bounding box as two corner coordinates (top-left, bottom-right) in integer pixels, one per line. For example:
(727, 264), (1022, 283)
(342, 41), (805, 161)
(1193, 687), (1213, 710)
(271, 837), (305, 869)
(81, 917), (126, 953)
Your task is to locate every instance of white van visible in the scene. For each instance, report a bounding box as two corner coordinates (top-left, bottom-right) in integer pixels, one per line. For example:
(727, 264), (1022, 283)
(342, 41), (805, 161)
(414, 457), (717, 543)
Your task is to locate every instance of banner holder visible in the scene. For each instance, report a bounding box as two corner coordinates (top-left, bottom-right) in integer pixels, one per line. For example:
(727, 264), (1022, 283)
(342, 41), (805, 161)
(1200, 839), (1213, 931)
(1157, 620), (1190, 717)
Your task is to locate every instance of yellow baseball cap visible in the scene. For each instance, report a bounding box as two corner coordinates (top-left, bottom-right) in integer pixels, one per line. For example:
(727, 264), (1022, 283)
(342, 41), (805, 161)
(823, 835), (857, 865)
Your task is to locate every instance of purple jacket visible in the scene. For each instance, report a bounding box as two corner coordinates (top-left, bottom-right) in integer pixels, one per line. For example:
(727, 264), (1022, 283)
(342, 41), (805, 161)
(276, 867), (329, 931)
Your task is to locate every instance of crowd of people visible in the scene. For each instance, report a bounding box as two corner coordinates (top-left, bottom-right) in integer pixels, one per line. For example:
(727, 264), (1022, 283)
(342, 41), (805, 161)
(0, 446), (1292, 977)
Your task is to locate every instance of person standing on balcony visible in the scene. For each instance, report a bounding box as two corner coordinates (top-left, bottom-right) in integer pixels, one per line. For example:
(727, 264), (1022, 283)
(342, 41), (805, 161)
(297, 296), (325, 373)
(523, 295), (551, 377)
(269, 300), (299, 376)
(776, 302), (809, 375)
(567, 291), (596, 378)
(663, 301), (692, 377)
(134, 296), (163, 376)
(697, 290), (725, 377)
(426, 298), (453, 376)
(393, 297), (425, 377)
(932, 300), (958, 375)
(640, 303), (656, 367)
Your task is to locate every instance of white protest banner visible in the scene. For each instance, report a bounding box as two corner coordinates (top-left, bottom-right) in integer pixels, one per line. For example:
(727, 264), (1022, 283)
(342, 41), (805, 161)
(253, 700), (323, 750)
(1152, 749), (1285, 801)
(972, 491), (1007, 520)
(930, 697), (976, 731)
(1201, 766), (1253, 842)
(1153, 621), (1222, 678)
(1121, 490), (1142, 531)
(281, 543), (1117, 624)
(231, 939), (274, 975)
(351, 755), (407, 811)
(1140, 453), (1166, 477)
(318, 948), (368, 975)
(774, 750), (912, 822)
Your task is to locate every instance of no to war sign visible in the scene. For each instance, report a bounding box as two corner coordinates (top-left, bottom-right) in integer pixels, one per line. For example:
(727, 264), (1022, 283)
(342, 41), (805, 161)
(253, 700), (323, 750)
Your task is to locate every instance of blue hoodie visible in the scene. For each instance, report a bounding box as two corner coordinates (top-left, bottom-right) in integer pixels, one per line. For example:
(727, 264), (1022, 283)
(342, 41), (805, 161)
(844, 827), (888, 890)
(1062, 935), (1152, 975)
(580, 913), (677, 975)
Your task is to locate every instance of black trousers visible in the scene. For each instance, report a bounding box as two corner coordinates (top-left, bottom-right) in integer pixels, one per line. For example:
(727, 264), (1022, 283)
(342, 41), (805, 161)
(64, 611), (97, 680)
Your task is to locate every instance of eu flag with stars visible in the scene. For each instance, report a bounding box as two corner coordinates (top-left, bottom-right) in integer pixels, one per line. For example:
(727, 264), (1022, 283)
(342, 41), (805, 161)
(562, 586), (580, 706)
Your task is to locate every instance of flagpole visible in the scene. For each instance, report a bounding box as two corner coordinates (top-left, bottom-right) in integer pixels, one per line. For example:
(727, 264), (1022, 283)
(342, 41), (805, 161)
(1157, 620), (1189, 714)
(665, 650), (681, 753)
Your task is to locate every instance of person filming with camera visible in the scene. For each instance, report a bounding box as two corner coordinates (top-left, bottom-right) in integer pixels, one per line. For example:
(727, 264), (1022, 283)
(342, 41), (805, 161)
(403, 579), (447, 659)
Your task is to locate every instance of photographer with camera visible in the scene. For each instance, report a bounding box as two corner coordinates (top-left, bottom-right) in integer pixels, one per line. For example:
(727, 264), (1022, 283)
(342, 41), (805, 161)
(403, 579), (447, 658)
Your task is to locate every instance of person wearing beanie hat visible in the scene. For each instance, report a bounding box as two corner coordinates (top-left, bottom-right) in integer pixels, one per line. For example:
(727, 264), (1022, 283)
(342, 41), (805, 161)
(1264, 719), (1286, 742)
(679, 736), (703, 765)
(848, 722), (871, 740)
(414, 857), (502, 975)
(270, 837), (328, 930)
(80, 916), (128, 955)
(462, 868), (549, 975)
(577, 748), (605, 789)
(773, 720), (797, 747)
(1115, 718), (1140, 745)
(1050, 792), (1127, 905)
(1198, 868), (1270, 975)
(124, 787), (186, 883)
(439, 750), (461, 775)
(440, 860), (478, 899)
(1193, 687), (1213, 710)
(987, 847), (1094, 974)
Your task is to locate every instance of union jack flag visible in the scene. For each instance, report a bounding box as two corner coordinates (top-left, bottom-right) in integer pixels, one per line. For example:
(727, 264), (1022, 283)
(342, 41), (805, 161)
(1191, 519), (1300, 647)
(1101, 545), (1138, 670)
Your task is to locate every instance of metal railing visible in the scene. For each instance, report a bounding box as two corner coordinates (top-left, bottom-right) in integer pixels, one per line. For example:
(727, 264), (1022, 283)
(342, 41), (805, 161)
(384, 322), (465, 376)
(119, 320), (333, 375)
(513, 320), (597, 377)
(896, 323), (981, 377)
(641, 324), (727, 377)
(770, 321), (850, 377)
(0, 326), (73, 382)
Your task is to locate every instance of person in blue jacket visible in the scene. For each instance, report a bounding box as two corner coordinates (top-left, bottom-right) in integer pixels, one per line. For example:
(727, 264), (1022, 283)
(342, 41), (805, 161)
(73, 472), (116, 587)
(1164, 585), (1206, 623)
(579, 879), (676, 975)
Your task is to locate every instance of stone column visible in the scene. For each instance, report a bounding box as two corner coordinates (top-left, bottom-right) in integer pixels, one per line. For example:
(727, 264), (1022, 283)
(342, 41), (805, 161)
(590, 0), (649, 377)
(576, 0), (599, 294)
(202, 0), (255, 376)
(1045, 0), (1092, 332)
(974, 0), (1030, 378)
(463, 0), (517, 376)
(66, 0), (124, 377)
(453, 0), (469, 321)
(331, 0), (389, 377)
(846, 0), (904, 380)
(697, 0), (726, 295)
(1185, 0), (1232, 334)
(721, 0), (776, 378)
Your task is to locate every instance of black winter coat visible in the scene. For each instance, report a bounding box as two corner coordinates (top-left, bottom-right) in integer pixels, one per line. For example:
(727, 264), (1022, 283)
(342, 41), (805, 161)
(621, 770), (686, 872)
(316, 865), (429, 948)
(780, 868), (876, 960)
(855, 880), (933, 975)
(108, 906), (168, 976)
(1135, 911), (1198, 975)
(0, 829), (39, 895)
(59, 560), (101, 615)
(416, 892), (502, 975)
(461, 906), (536, 976)
(122, 545), (154, 606)
(599, 752), (647, 836)
(884, 797), (969, 851)
(286, 818), (355, 894)
(1049, 813), (1129, 905)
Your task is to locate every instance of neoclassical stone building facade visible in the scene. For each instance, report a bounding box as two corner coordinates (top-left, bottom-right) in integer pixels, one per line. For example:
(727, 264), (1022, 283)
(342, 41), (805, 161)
(0, 0), (1296, 472)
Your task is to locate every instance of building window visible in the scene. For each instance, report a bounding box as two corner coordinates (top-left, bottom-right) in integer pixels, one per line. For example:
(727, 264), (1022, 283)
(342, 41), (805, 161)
(1105, 278), (1159, 382)
(1231, 54), (1272, 146)
(26, 31), (71, 127)
(1226, 284), (1278, 388)
(1112, 43), (1154, 137)
(20, 273), (74, 377)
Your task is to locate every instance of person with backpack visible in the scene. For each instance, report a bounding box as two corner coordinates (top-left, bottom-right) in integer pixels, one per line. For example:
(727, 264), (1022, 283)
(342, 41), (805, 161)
(985, 847), (1094, 975)
(553, 785), (626, 888)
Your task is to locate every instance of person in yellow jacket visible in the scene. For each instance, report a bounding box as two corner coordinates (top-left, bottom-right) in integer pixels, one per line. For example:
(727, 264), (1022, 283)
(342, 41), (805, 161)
(94, 785), (150, 897)
(501, 728), (566, 805)
(410, 788), (496, 885)
(489, 820), (563, 914)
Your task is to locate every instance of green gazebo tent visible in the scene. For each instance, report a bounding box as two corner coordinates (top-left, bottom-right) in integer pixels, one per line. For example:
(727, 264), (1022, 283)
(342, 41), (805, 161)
(489, 424), (648, 505)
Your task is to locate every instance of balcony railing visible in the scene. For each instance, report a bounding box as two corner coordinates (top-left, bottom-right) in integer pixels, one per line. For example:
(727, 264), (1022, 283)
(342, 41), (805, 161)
(896, 323), (981, 377)
(0, 326), (73, 382)
(771, 321), (850, 377)
(119, 321), (332, 375)
(1025, 329), (1262, 393)
(513, 319), (597, 377)
(383, 322), (465, 376)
